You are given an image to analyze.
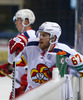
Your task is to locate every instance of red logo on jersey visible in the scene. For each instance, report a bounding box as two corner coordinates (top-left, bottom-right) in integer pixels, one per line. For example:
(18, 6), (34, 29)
(31, 64), (50, 84)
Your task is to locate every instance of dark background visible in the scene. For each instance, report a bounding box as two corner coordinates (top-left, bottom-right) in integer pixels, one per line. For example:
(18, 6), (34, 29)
(0, 0), (75, 47)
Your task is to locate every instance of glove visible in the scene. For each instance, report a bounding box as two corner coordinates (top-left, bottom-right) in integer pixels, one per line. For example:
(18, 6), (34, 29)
(21, 74), (28, 92)
(9, 34), (28, 55)
(0, 63), (12, 77)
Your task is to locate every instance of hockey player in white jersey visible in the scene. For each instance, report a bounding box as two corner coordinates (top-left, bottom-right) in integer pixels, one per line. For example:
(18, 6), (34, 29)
(8, 21), (83, 93)
(0, 9), (37, 99)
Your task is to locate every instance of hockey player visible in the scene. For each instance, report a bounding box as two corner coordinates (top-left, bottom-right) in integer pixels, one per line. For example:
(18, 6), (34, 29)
(0, 9), (37, 99)
(9, 21), (83, 93)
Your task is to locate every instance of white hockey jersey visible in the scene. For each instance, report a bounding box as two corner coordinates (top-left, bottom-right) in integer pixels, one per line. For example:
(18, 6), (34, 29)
(8, 29), (37, 63)
(21, 41), (83, 90)
(8, 29), (37, 88)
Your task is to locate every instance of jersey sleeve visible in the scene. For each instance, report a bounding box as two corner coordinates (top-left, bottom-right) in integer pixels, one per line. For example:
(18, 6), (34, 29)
(55, 43), (83, 72)
(67, 50), (83, 72)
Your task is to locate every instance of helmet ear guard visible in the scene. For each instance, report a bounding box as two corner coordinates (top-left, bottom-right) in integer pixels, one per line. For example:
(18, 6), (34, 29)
(13, 16), (16, 23)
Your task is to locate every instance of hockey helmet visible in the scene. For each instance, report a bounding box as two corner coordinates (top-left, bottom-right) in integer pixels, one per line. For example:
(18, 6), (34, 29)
(13, 9), (35, 26)
(38, 22), (61, 42)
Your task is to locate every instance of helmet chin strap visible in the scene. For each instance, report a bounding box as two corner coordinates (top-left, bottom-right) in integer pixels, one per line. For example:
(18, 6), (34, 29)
(21, 25), (25, 33)
(48, 36), (59, 51)
(43, 38), (56, 64)
(21, 21), (31, 33)
(47, 39), (56, 52)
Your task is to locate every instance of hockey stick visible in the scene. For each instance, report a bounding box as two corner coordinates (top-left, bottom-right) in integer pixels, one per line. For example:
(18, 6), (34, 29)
(0, 70), (13, 79)
(0, 70), (20, 84)
(12, 52), (16, 99)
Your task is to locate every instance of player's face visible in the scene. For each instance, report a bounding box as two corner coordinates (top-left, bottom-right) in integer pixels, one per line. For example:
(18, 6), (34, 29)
(39, 32), (50, 51)
(15, 18), (23, 32)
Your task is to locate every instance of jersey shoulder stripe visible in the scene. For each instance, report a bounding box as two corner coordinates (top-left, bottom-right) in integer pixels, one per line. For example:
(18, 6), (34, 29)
(53, 42), (74, 57)
(35, 32), (37, 36)
(53, 48), (70, 57)
(27, 41), (39, 46)
(23, 31), (30, 39)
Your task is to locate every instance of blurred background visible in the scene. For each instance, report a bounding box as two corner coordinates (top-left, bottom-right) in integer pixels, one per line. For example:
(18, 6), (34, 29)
(0, 0), (83, 100)
(0, 0), (76, 63)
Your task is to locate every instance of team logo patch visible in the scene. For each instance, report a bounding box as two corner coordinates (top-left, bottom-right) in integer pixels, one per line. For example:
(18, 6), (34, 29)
(31, 64), (50, 84)
(47, 54), (52, 60)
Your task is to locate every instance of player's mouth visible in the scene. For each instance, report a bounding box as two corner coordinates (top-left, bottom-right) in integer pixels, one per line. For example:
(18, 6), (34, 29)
(39, 41), (43, 45)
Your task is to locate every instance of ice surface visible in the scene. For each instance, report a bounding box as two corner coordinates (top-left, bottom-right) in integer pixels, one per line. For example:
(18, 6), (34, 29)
(0, 76), (12, 100)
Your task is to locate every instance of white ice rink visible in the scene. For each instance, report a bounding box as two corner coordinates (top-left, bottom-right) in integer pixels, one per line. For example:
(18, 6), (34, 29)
(0, 40), (12, 100)
(0, 76), (12, 100)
